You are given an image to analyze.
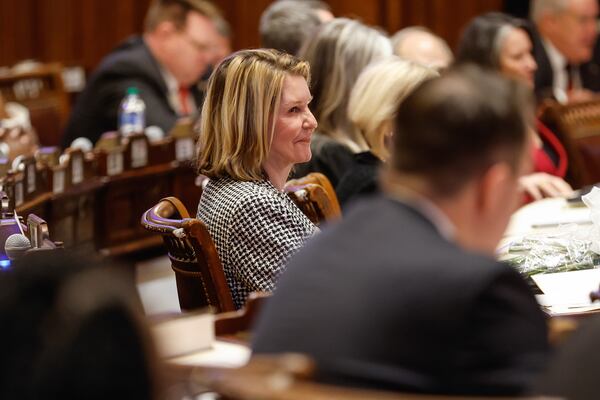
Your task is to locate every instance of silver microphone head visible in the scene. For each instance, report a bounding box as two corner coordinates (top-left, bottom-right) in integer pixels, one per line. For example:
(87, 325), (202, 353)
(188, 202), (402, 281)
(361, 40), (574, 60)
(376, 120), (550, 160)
(11, 155), (25, 172)
(69, 137), (94, 152)
(5, 233), (31, 260)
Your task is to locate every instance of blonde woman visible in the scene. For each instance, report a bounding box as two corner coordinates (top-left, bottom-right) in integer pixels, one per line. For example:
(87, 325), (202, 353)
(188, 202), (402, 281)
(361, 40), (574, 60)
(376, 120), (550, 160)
(196, 49), (318, 309)
(293, 18), (392, 188)
(336, 58), (438, 207)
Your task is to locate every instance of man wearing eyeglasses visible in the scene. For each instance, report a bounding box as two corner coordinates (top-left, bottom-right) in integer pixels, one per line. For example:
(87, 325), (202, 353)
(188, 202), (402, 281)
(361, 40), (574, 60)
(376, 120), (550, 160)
(530, 0), (600, 103)
(62, 0), (223, 148)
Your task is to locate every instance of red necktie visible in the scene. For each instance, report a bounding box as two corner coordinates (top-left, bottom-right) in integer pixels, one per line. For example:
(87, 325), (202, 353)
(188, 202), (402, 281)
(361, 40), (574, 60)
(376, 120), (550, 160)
(178, 86), (190, 116)
(566, 64), (573, 93)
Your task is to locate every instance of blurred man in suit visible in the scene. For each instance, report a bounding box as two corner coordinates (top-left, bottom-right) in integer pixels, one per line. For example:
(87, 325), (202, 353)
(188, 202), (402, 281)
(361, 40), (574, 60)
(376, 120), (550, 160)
(62, 0), (222, 147)
(530, 0), (600, 102)
(252, 65), (549, 396)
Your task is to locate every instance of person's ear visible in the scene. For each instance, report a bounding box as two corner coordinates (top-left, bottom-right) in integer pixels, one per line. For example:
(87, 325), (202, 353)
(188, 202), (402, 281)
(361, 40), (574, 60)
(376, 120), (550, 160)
(474, 161), (513, 218)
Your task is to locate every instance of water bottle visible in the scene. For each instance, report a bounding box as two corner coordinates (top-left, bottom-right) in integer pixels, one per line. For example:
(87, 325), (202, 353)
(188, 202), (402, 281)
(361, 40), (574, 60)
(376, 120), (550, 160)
(118, 87), (145, 136)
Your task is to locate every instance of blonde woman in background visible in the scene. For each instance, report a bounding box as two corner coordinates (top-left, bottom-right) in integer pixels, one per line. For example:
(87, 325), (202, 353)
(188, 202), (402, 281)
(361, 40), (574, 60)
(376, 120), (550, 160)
(293, 18), (392, 188)
(196, 49), (318, 309)
(336, 57), (438, 208)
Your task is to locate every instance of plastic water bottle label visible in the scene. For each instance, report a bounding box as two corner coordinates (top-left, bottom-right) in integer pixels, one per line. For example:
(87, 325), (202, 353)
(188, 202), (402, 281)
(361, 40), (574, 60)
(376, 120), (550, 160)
(120, 112), (145, 135)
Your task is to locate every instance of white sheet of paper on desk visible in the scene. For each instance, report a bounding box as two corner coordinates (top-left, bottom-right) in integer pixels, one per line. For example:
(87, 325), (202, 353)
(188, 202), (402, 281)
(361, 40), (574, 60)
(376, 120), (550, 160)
(170, 340), (251, 368)
(152, 312), (215, 358)
(532, 268), (600, 305)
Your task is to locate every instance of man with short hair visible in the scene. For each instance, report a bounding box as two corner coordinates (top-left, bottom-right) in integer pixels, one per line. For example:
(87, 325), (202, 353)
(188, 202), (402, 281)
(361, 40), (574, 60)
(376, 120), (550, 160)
(252, 66), (549, 396)
(62, 0), (222, 147)
(259, 0), (332, 55)
(530, 0), (600, 102)
(392, 26), (454, 71)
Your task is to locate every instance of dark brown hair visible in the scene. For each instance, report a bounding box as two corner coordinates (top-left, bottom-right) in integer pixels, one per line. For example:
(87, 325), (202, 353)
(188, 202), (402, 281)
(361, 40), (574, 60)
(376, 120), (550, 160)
(456, 12), (531, 70)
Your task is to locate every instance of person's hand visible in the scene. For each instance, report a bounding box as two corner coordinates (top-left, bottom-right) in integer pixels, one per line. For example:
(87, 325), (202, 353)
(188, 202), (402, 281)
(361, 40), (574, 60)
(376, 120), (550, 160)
(519, 173), (573, 201)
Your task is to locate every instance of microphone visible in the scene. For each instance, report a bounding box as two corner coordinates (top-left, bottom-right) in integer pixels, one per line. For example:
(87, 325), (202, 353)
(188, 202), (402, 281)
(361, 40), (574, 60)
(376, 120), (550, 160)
(5, 233), (31, 260)
(11, 154), (25, 171)
(69, 137), (93, 152)
(144, 125), (165, 143)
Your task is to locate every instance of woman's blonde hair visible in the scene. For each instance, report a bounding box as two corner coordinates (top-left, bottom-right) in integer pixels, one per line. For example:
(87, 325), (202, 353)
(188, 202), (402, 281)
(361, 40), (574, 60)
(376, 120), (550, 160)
(348, 57), (438, 160)
(197, 49), (310, 180)
(298, 18), (392, 153)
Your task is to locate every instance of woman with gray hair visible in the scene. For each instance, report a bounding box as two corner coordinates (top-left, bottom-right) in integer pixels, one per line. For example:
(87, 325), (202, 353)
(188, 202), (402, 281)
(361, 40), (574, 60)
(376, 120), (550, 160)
(456, 12), (573, 201)
(293, 18), (393, 188)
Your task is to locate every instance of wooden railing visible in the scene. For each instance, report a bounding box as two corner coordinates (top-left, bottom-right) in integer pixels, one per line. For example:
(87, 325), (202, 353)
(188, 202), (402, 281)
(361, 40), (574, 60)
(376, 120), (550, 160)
(0, 128), (201, 257)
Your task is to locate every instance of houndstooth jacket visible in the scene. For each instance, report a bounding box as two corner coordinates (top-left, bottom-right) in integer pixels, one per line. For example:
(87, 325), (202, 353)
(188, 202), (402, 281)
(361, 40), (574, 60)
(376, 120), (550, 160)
(197, 177), (317, 309)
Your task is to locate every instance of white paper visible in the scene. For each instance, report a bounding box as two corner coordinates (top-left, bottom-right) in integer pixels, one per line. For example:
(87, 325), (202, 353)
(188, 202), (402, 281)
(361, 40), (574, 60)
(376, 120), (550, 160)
(170, 340), (250, 368)
(532, 268), (600, 305)
(137, 275), (180, 315)
(152, 312), (215, 359)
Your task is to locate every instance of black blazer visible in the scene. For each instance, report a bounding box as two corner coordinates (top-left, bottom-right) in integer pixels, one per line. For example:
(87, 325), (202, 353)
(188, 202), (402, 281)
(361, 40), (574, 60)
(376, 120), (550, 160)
(529, 24), (600, 101)
(335, 151), (381, 209)
(252, 195), (549, 396)
(293, 132), (355, 189)
(61, 36), (204, 147)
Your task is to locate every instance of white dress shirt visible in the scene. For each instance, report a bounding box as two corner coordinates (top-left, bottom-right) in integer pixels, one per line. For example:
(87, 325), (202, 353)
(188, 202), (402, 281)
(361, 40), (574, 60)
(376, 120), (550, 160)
(159, 67), (197, 116)
(542, 39), (582, 104)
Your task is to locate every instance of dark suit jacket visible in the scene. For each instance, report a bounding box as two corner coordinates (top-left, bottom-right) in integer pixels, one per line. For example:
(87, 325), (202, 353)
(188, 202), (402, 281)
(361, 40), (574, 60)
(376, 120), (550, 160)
(61, 36), (204, 147)
(293, 132), (355, 189)
(252, 195), (549, 396)
(335, 151), (381, 209)
(529, 24), (600, 101)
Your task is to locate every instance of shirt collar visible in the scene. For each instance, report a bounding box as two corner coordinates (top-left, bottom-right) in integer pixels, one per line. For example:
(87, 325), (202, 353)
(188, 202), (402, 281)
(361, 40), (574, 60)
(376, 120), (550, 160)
(543, 38), (568, 70)
(386, 186), (456, 242)
(158, 65), (179, 94)
(542, 39), (570, 103)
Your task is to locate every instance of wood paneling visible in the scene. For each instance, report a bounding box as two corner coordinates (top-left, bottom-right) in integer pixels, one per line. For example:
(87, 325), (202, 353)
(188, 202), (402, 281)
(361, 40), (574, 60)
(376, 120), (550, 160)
(0, 0), (37, 65)
(0, 0), (152, 70)
(0, 0), (504, 73)
(382, 0), (504, 51)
